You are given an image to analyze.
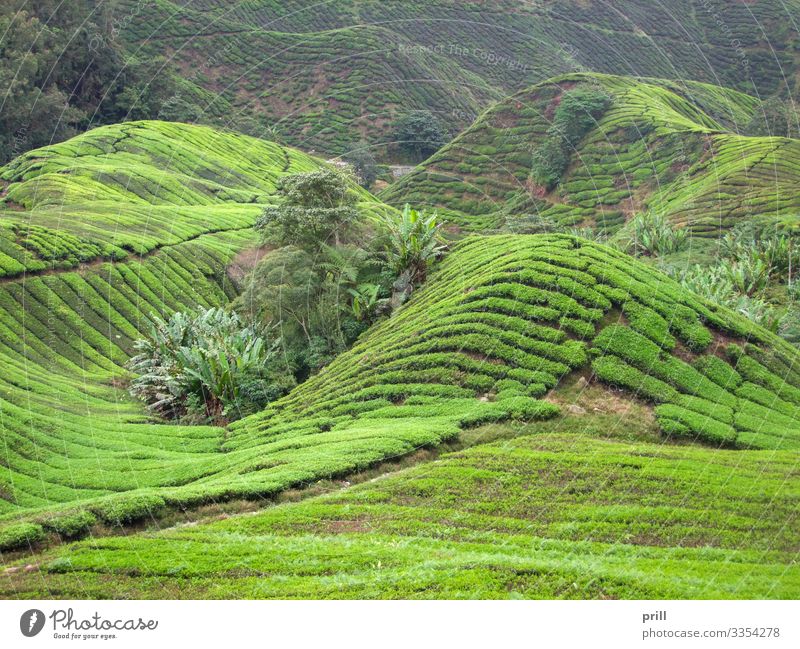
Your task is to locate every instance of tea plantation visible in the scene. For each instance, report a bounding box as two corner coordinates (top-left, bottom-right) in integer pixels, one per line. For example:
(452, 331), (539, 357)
(1, 121), (800, 599)
(383, 73), (800, 234)
(4, 433), (798, 598)
(115, 0), (800, 154)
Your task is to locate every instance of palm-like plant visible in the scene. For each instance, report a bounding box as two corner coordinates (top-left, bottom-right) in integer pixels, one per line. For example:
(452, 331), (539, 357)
(383, 204), (446, 285)
(128, 308), (290, 423)
(624, 213), (688, 257)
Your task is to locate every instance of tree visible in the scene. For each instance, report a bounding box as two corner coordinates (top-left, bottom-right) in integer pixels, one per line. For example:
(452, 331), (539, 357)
(234, 245), (376, 377)
(393, 110), (448, 161)
(255, 169), (359, 251)
(530, 85), (612, 190)
(0, 1), (183, 163)
(343, 144), (379, 188)
(127, 308), (293, 423)
(381, 205), (446, 306)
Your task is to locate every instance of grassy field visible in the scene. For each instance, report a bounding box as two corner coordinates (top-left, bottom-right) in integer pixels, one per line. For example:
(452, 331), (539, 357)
(3, 430), (797, 598)
(113, 0), (800, 155)
(382, 73), (800, 235)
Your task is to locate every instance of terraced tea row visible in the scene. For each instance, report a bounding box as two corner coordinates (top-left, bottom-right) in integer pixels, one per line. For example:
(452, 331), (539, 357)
(5, 433), (797, 598)
(383, 73), (800, 235)
(0, 121), (415, 542)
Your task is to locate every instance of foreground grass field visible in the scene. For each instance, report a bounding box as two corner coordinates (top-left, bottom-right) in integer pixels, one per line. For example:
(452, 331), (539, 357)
(4, 431), (797, 598)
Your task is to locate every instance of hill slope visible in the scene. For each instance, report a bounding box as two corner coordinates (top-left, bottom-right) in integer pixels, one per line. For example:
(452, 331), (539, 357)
(6, 433), (797, 598)
(0, 121), (391, 535)
(3, 215), (800, 550)
(382, 73), (800, 234)
(115, 0), (800, 155)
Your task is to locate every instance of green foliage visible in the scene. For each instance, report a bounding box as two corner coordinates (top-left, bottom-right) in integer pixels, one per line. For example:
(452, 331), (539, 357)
(383, 73), (800, 236)
(0, 2), (181, 163)
(393, 110), (449, 161)
(343, 144), (379, 188)
(744, 96), (800, 138)
(255, 169), (360, 251)
(0, 522), (45, 551)
(623, 213), (688, 257)
(234, 244), (378, 376)
(530, 86), (612, 189)
(92, 494), (166, 526)
(128, 308), (293, 422)
(381, 204), (447, 291)
(12, 434), (800, 599)
(42, 511), (96, 539)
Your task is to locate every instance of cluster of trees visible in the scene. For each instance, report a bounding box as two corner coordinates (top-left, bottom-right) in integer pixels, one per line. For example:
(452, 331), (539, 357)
(129, 169), (445, 421)
(243, 169), (445, 377)
(0, 1), (184, 163)
(391, 110), (449, 161)
(530, 86), (613, 190)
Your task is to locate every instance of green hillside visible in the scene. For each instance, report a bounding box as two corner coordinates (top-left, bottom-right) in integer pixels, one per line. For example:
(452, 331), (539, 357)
(114, 0), (800, 155)
(0, 121), (394, 538)
(382, 73), (800, 234)
(6, 433), (797, 598)
(3, 194), (800, 556)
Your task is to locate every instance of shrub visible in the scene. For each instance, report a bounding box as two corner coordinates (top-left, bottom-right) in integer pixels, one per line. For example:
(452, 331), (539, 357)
(381, 204), (447, 303)
(0, 522), (45, 551)
(128, 308), (294, 422)
(530, 86), (612, 189)
(93, 494), (166, 526)
(393, 110), (449, 160)
(255, 169), (359, 251)
(343, 144), (379, 188)
(42, 510), (96, 538)
(655, 404), (737, 444)
(622, 213), (688, 257)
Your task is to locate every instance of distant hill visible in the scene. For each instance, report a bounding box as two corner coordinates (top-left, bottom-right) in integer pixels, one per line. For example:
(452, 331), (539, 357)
(381, 73), (800, 234)
(114, 0), (800, 156)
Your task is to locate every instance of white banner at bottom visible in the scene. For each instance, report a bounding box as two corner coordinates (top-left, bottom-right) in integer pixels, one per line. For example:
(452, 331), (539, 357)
(0, 600), (797, 648)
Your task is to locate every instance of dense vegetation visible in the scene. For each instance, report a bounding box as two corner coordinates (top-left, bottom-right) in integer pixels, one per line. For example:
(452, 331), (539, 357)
(2, 16), (800, 598)
(3, 166), (800, 563)
(5, 1), (798, 160)
(128, 308), (293, 423)
(0, 1), (182, 164)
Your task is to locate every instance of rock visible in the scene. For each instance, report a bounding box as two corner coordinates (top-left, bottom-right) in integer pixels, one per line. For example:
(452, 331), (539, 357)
(4, 566), (21, 574)
(576, 376), (588, 389)
(567, 404), (587, 415)
(23, 564), (38, 572)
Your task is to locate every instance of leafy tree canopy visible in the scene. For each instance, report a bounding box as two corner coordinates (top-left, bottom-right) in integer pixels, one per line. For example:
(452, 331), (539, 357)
(255, 169), (360, 251)
(393, 110), (449, 161)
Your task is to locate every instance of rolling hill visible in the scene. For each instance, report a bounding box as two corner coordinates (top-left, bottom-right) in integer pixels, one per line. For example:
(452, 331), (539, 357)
(114, 0), (800, 156)
(382, 73), (800, 234)
(1, 122), (799, 599)
(6, 433), (797, 598)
